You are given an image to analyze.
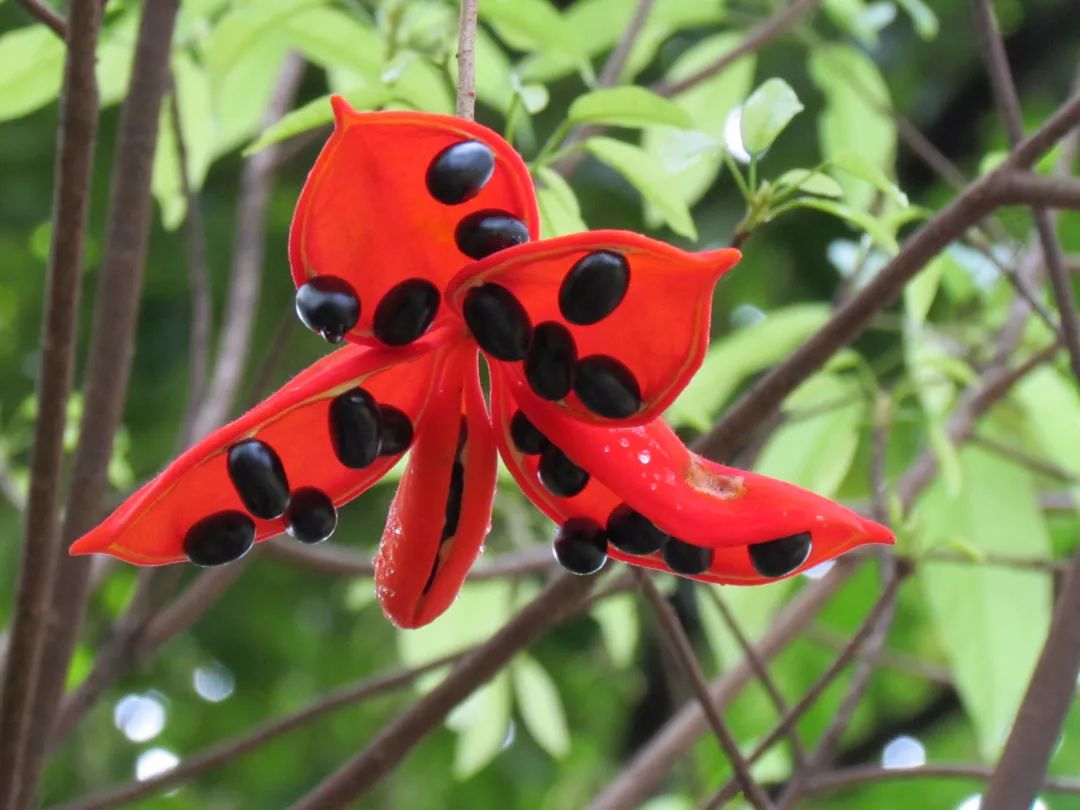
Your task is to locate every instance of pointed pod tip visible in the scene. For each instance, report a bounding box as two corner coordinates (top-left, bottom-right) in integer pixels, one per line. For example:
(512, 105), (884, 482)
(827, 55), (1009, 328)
(330, 95), (357, 130)
(69, 531), (111, 557)
(861, 516), (896, 546)
(701, 247), (741, 278)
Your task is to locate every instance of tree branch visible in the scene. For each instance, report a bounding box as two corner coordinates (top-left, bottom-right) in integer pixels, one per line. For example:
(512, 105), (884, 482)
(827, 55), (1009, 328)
(805, 763), (1080, 797)
(0, 1), (104, 805)
(10, 5), (182, 806)
(454, 0), (479, 119)
(292, 572), (597, 809)
(17, 0), (66, 37)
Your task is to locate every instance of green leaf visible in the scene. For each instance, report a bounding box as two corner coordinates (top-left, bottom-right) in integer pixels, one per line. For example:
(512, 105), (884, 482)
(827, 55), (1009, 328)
(668, 304), (831, 430)
(479, 0), (578, 57)
(282, 6), (382, 78)
(779, 197), (899, 254)
(775, 169), (844, 198)
(586, 136), (696, 239)
(0, 26), (65, 122)
(1014, 367), (1080, 486)
(590, 593), (639, 667)
(151, 54), (215, 230)
(244, 87), (388, 156)
(511, 654), (570, 758)
(809, 45), (897, 211)
(570, 86), (692, 130)
(641, 32), (756, 212)
(534, 166), (587, 238)
(754, 373), (865, 497)
(205, 0), (325, 81)
(211, 33), (289, 156)
(696, 583), (792, 672)
(917, 443), (1052, 759)
(448, 670), (512, 778)
(97, 14), (138, 108)
(896, 0), (939, 38)
(830, 152), (908, 207)
(739, 78), (804, 155)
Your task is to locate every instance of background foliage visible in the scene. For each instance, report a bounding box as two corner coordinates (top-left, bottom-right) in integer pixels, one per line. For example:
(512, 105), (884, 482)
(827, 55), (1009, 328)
(1, 0), (1079, 807)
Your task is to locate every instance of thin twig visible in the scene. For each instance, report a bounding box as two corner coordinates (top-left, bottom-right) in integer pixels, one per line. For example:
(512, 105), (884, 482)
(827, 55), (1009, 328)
(971, 435), (1077, 484)
(454, 0), (478, 120)
(705, 588), (806, 767)
(0, 1), (104, 805)
(705, 568), (906, 809)
(633, 571), (773, 809)
(11, 6), (182, 806)
(49, 651), (471, 810)
(804, 626), (952, 684)
(597, 0), (656, 87)
(292, 572), (598, 809)
(804, 763), (1080, 796)
(17, 0), (66, 37)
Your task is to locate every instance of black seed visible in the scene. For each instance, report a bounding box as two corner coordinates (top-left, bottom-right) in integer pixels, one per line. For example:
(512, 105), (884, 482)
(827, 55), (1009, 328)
(509, 411), (548, 455)
(525, 321), (577, 400)
(226, 439), (290, 520)
(574, 355), (642, 419)
(538, 444), (589, 498)
(442, 462), (465, 540)
(329, 387), (382, 468)
(184, 511), (254, 567)
(426, 140), (495, 205)
(285, 487), (337, 545)
(662, 538), (713, 575)
(606, 504), (668, 556)
(748, 532), (812, 578)
(294, 276), (359, 343)
(553, 517), (608, 575)
(559, 251), (630, 325)
(455, 210), (529, 259)
(378, 405), (414, 456)
(462, 283), (532, 360)
(372, 278), (440, 346)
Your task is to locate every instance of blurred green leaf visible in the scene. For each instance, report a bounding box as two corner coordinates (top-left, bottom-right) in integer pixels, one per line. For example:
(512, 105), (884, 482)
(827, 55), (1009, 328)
(896, 0), (939, 38)
(205, 0), (324, 81)
(641, 32), (756, 213)
(668, 304), (831, 430)
(535, 166), (587, 238)
(809, 44), (897, 211)
(590, 593), (639, 667)
(740, 78), (803, 155)
(775, 169), (844, 198)
(512, 654), (570, 758)
(569, 87), (692, 130)
(1014, 367), (1080, 490)
(479, 0), (578, 57)
(0, 26), (64, 122)
(586, 136), (696, 239)
(448, 670), (512, 778)
(754, 373), (865, 497)
(917, 443), (1052, 759)
(831, 152), (909, 207)
(244, 87), (388, 156)
(903, 252), (948, 325)
(211, 33), (290, 156)
(777, 197), (899, 254)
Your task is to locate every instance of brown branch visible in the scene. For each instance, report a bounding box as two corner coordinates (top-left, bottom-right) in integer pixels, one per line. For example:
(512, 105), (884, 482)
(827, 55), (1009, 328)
(705, 567), (906, 809)
(292, 572), (597, 809)
(633, 572), (773, 809)
(705, 588), (806, 767)
(971, 435), (1077, 484)
(10, 5), (182, 807)
(997, 171), (1080, 211)
(17, 0), (66, 37)
(587, 559), (856, 810)
(49, 651), (470, 810)
(804, 626), (952, 685)
(597, 0), (656, 88)
(804, 763), (1080, 796)
(0, 1), (104, 805)
(455, 0), (478, 119)
(186, 55), (305, 442)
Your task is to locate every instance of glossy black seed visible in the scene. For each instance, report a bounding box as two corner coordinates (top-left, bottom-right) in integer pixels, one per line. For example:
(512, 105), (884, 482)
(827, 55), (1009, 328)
(538, 444), (589, 498)
(606, 504), (668, 556)
(184, 511), (254, 567)
(372, 278), (440, 346)
(559, 251), (630, 325)
(573, 355), (642, 419)
(553, 517), (608, 575)
(442, 462), (466, 540)
(455, 210), (530, 259)
(294, 276), (360, 343)
(378, 405), (414, 456)
(226, 439), (290, 519)
(748, 532), (812, 578)
(329, 388), (382, 468)
(509, 411), (548, 455)
(525, 321), (577, 400)
(285, 488), (337, 545)
(462, 283), (532, 360)
(426, 140), (495, 205)
(662, 538), (713, 575)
